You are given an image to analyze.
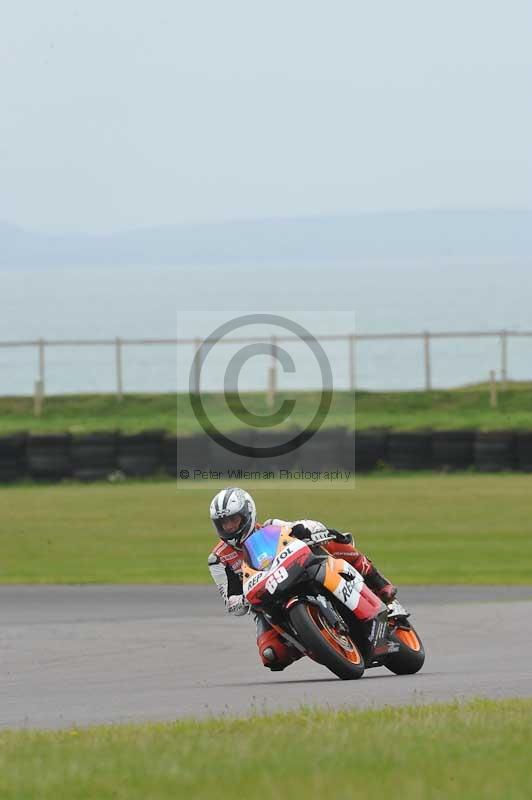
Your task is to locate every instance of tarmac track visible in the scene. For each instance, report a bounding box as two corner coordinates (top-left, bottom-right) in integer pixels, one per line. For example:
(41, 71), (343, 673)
(1, 585), (532, 730)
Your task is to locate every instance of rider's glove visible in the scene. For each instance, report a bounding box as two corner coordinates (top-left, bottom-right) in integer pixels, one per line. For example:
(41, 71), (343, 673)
(291, 521), (330, 544)
(328, 529), (354, 545)
(227, 595), (250, 616)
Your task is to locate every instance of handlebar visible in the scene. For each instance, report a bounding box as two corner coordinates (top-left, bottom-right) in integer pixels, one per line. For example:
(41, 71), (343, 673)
(300, 534), (336, 545)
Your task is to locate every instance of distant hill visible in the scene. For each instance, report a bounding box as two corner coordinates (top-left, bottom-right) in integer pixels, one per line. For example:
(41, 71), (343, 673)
(1, 210), (531, 267)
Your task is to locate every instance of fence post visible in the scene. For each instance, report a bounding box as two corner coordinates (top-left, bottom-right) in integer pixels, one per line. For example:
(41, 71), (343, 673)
(38, 338), (46, 396)
(423, 331), (432, 391)
(33, 379), (44, 416)
(192, 338), (202, 395)
(489, 370), (498, 408)
(115, 337), (123, 401)
(348, 335), (356, 392)
(267, 335), (277, 409)
(500, 330), (508, 390)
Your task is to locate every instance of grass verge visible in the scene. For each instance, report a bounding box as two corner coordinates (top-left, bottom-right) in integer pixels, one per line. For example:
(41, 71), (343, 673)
(1, 474), (532, 583)
(2, 382), (532, 433)
(1, 699), (531, 800)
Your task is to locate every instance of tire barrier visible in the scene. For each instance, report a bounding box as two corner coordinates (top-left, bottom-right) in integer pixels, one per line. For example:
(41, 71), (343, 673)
(207, 429), (256, 478)
(174, 434), (211, 478)
(0, 433), (27, 483)
(515, 432), (532, 473)
(431, 431), (475, 472)
(71, 433), (118, 482)
(474, 432), (516, 472)
(117, 431), (164, 477)
(4, 429), (532, 484)
(27, 434), (71, 482)
(387, 432), (433, 471)
(248, 429), (302, 475)
(354, 431), (388, 472)
(297, 427), (355, 472)
(163, 435), (178, 477)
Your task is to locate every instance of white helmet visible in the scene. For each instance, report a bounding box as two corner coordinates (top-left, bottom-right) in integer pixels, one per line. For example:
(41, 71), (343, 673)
(209, 487), (256, 547)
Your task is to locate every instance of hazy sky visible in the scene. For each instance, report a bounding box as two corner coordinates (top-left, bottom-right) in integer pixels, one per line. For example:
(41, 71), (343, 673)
(2, 1), (531, 233)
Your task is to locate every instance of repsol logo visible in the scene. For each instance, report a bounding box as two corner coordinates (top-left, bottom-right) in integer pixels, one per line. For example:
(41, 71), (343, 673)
(341, 581), (355, 603)
(244, 572), (263, 592)
(270, 544), (296, 571)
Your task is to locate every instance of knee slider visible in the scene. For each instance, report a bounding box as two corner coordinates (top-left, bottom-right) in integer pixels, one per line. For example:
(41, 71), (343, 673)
(262, 646), (277, 663)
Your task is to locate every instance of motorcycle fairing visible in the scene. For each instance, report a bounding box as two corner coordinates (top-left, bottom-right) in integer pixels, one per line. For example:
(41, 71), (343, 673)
(316, 556), (386, 621)
(242, 525), (311, 605)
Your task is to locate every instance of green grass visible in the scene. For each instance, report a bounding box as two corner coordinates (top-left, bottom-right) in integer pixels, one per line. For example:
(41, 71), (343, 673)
(2, 382), (532, 434)
(2, 474), (532, 584)
(1, 699), (531, 799)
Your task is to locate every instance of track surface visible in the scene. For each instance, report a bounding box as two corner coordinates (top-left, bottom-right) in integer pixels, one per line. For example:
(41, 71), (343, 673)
(1, 585), (532, 730)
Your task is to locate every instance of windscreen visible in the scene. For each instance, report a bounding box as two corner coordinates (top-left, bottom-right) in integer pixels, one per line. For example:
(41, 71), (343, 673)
(242, 525), (282, 571)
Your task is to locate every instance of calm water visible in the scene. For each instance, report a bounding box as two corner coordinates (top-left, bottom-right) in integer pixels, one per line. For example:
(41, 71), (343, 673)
(1, 258), (531, 395)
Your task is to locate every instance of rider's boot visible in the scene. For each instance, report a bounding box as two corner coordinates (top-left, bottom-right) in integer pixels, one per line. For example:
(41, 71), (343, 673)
(363, 566), (397, 604)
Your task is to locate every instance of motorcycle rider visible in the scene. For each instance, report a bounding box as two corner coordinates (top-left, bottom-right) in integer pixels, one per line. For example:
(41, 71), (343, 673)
(208, 486), (398, 671)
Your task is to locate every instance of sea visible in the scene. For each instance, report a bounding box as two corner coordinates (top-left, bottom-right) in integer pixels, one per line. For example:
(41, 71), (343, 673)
(1, 258), (531, 396)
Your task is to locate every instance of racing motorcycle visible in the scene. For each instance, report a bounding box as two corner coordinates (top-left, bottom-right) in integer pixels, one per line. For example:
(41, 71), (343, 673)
(242, 524), (425, 680)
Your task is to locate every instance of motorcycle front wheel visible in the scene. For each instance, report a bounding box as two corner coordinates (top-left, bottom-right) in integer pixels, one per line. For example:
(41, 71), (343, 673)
(288, 601), (365, 680)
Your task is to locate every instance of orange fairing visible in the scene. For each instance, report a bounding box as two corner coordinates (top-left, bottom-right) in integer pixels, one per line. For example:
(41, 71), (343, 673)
(322, 556), (346, 594)
(395, 628), (421, 651)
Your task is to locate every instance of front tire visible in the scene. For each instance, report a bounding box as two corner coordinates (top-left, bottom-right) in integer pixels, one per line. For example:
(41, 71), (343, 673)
(385, 624), (425, 675)
(288, 602), (365, 680)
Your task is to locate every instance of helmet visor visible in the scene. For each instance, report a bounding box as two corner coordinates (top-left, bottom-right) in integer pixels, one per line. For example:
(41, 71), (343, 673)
(215, 512), (246, 542)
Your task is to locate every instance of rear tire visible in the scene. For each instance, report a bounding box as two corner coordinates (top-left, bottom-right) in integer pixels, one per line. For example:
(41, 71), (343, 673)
(288, 602), (365, 680)
(385, 625), (425, 675)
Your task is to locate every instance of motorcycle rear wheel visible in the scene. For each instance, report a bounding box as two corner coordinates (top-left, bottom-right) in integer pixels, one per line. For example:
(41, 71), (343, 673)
(385, 624), (425, 675)
(288, 602), (365, 680)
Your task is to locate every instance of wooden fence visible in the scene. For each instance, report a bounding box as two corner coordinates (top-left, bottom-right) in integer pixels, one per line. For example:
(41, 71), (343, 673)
(0, 329), (530, 399)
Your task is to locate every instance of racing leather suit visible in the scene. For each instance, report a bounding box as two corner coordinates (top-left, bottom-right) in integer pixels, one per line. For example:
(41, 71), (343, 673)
(207, 518), (397, 671)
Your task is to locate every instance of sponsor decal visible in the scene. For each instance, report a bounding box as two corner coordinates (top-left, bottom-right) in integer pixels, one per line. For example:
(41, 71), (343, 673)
(265, 566), (289, 595)
(244, 571), (265, 594)
(270, 540), (305, 572)
(243, 540), (306, 597)
(341, 580), (355, 604)
(311, 530), (330, 543)
(258, 553), (273, 570)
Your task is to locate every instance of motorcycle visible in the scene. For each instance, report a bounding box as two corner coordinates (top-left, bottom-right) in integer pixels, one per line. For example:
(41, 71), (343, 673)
(242, 524), (425, 680)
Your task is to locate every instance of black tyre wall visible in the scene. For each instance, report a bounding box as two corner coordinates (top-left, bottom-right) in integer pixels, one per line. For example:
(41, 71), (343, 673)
(387, 432), (432, 470)
(0, 433), (27, 483)
(515, 432), (532, 472)
(71, 433), (118, 481)
(432, 431), (475, 471)
(297, 427), (354, 472)
(354, 431), (388, 472)
(474, 432), (516, 472)
(248, 429), (302, 475)
(27, 434), (71, 481)
(174, 434), (212, 478)
(117, 432), (164, 477)
(208, 429), (255, 477)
